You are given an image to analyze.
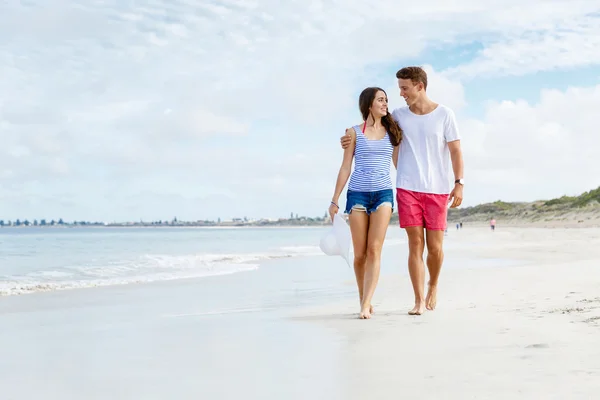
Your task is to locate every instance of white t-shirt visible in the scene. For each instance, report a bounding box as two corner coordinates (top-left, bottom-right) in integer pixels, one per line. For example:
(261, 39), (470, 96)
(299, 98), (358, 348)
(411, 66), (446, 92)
(391, 104), (460, 194)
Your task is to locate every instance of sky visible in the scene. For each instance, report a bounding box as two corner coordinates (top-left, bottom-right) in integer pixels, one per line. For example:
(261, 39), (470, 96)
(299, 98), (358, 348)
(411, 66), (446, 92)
(2, 0), (600, 222)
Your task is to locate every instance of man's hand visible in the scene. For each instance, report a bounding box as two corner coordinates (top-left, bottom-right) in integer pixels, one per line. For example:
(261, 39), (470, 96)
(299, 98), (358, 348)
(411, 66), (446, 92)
(340, 130), (352, 149)
(448, 184), (463, 208)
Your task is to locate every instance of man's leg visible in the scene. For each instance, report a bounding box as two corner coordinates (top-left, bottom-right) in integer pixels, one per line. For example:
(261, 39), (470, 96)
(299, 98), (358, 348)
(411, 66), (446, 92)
(425, 229), (444, 310)
(406, 226), (426, 315)
(396, 189), (426, 315)
(423, 192), (450, 310)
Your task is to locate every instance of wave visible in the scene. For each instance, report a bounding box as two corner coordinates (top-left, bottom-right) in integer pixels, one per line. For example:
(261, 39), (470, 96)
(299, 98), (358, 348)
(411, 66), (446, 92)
(0, 245), (324, 297)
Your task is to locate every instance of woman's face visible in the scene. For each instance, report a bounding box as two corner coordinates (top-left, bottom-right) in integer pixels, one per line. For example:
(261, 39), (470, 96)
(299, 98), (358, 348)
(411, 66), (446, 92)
(370, 90), (388, 118)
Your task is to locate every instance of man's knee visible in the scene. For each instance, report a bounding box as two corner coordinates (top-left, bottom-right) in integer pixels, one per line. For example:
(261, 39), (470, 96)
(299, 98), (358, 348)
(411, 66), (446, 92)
(408, 246), (425, 261)
(408, 235), (424, 253)
(426, 241), (443, 258)
(406, 227), (425, 259)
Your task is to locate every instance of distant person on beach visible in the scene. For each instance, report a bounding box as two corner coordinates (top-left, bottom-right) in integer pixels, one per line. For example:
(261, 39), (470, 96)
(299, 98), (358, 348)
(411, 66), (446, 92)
(490, 218), (496, 231)
(329, 87), (402, 319)
(341, 66), (464, 315)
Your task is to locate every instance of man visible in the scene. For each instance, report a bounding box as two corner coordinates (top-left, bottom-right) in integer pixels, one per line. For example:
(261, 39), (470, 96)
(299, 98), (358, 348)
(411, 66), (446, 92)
(340, 66), (464, 315)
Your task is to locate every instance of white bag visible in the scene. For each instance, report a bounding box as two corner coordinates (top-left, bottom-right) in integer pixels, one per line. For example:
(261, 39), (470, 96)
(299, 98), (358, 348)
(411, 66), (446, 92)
(319, 213), (352, 267)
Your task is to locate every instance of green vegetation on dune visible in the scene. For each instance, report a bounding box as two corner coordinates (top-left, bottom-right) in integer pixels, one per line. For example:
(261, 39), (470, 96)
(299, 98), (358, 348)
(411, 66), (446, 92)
(543, 195), (577, 206)
(541, 186), (600, 208)
(542, 187), (600, 207)
(570, 187), (600, 207)
(449, 200), (523, 219)
(448, 186), (600, 222)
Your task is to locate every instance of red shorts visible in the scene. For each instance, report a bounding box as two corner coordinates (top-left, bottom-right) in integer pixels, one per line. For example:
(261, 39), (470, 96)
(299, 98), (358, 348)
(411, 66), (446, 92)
(396, 188), (449, 231)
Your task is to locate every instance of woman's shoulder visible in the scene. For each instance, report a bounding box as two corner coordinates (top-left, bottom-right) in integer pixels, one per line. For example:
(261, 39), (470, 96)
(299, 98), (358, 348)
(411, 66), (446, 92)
(345, 123), (362, 136)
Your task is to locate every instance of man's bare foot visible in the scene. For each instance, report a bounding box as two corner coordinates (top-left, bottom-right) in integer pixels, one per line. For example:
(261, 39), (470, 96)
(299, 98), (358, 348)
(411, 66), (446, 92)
(426, 284), (438, 310)
(359, 305), (372, 319)
(408, 302), (425, 315)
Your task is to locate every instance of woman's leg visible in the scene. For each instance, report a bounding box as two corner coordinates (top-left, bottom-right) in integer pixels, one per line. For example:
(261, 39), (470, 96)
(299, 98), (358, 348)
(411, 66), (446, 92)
(348, 210), (369, 312)
(360, 204), (393, 319)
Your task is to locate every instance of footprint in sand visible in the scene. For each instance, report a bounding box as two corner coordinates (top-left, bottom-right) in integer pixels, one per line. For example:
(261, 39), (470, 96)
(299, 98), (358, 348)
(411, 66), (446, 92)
(525, 343), (550, 349)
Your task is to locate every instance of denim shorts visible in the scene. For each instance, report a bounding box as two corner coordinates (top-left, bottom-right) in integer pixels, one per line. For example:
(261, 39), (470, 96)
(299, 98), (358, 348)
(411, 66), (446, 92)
(345, 189), (394, 215)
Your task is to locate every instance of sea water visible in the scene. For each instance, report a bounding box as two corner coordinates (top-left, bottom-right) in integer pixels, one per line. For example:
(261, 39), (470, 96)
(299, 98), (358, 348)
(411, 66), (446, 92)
(0, 226), (340, 296)
(0, 226), (521, 297)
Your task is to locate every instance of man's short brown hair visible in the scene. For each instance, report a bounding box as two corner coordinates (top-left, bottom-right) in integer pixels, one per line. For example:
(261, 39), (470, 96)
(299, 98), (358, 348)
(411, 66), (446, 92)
(396, 66), (428, 90)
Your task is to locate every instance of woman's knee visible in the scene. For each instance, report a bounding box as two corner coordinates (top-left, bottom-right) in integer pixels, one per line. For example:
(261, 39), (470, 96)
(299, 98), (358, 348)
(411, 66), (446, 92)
(354, 249), (367, 264)
(366, 241), (383, 259)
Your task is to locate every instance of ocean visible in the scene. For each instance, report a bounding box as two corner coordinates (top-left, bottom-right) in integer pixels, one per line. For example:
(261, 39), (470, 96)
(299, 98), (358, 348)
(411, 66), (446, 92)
(1, 226), (411, 297)
(0, 225), (517, 298)
(0, 226), (329, 295)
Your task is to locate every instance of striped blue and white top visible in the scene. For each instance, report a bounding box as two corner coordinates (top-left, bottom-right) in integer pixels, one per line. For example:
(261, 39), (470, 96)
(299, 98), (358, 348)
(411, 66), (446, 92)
(348, 125), (394, 192)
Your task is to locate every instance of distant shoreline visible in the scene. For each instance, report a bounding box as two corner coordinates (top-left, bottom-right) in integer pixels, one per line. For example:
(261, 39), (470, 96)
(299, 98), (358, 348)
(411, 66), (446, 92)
(0, 223), (328, 229)
(2, 218), (600, 229)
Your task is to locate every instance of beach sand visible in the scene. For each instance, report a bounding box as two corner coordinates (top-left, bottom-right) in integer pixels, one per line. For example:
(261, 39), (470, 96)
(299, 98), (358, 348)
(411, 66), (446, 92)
(0, 227), (599, 399)
(293, 227), (600, 399)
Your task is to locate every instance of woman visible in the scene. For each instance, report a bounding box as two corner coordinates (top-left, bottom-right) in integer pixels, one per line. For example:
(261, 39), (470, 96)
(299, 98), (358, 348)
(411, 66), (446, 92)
(328, 87), (402, 319)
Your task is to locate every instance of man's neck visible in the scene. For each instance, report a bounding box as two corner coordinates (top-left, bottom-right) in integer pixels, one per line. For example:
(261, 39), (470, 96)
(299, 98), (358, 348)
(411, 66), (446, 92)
(409, 96), (438, 115)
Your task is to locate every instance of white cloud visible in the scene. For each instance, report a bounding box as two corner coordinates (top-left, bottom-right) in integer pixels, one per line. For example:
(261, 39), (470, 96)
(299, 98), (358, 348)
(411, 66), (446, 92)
(1, 1), (600, 220)
(459, 84), (600, 203)
(442, 3), (600, 79)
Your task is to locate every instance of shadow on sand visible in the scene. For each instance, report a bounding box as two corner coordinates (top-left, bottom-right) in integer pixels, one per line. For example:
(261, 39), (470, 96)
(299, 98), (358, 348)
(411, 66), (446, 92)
(290, 309), (428, 322)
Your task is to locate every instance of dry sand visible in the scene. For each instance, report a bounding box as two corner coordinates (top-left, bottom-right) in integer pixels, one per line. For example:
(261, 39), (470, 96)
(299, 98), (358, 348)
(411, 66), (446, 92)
(293, 227), (600, 399)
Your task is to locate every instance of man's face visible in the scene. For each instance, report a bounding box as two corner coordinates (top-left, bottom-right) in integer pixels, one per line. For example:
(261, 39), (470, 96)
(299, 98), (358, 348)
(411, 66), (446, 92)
(398, 78), (423, 106)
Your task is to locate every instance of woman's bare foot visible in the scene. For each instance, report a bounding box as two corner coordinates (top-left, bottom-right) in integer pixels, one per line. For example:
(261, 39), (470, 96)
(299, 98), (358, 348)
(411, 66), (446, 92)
(358, 301), (373, 315)
(359, 305), (372, 319)
(426, 284), (438, 310)
(408, 302), (425, 315)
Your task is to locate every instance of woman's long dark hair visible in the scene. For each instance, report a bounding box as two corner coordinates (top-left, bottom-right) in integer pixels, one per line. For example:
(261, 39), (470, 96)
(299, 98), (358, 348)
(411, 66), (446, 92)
(358, 87), (402, 146)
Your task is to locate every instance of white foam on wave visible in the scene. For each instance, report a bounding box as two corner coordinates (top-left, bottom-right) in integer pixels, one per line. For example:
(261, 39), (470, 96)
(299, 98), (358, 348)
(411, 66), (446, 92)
(0, 246), (324, 297)
(0, 262), (259, 297)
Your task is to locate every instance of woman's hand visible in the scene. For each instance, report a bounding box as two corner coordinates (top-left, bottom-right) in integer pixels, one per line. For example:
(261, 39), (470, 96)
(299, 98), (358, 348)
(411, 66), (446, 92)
(328, 202), (340, 222)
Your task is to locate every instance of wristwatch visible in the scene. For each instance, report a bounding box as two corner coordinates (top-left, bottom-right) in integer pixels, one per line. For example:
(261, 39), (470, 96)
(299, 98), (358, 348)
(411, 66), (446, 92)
(455, 178), (464, 185)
